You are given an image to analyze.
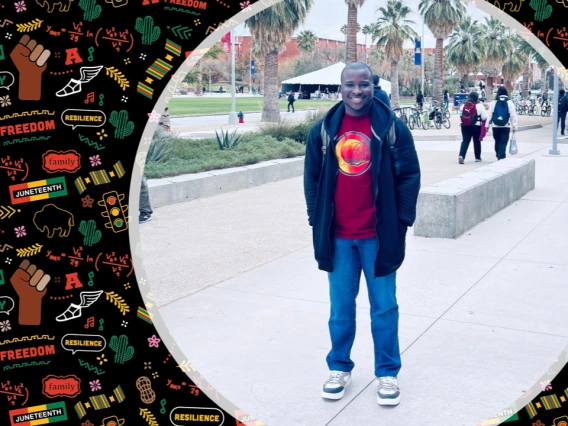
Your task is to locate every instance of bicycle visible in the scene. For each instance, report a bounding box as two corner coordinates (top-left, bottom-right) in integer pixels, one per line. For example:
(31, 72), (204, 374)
(541, 100), (552, 116)
(431, 101), (450, 129)
(407, 107), (421, 130)
(421, 103), (433, 129)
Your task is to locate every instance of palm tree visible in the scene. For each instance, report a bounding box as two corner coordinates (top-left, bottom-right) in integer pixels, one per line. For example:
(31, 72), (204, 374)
(345, 0), (366, 63)
(419, 0), (466, 103)
(374, 0), (417, 108)
(534, 53), (549, 90)
(515, 36), (537, 98)
(245, 0), (313, 122)
(297, 30), (318, 54)
(502, 37), (528, 93)
(480, 17), (514, 98)
(362, 24), (373, 63)
(446, 17), (486, 91)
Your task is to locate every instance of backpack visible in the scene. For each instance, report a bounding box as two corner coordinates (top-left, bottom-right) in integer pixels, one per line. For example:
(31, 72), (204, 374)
(320, 120), (396, 157)
(461, 101), (478, 126)
(492, 97), (510, 126)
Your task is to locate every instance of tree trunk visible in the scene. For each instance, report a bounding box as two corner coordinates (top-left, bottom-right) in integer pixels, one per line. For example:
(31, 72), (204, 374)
(462, 73), (469, 90)
(196, 61), (203, 95)
(346, 4), (358, 63)
(262, 50), (280, 122)
(486, 76), (494, 100)
(390, 59), (399, 108)
(434, 38), (444, 104)
(522, 65), (529, 98)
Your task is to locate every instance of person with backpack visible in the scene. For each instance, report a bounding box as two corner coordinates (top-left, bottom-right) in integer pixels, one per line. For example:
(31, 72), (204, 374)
(458, 91), (488, 164)
(373, 74), (391, 107)
(558, 89), (568, 135)
(486, 86), (518, 160)
(287, 91), (295, 113)
(416, 90), (424, 111)
(304, 62), (420, 407)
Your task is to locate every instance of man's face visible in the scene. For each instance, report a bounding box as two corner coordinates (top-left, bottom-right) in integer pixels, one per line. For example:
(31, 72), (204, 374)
(341, 68), (373, 116)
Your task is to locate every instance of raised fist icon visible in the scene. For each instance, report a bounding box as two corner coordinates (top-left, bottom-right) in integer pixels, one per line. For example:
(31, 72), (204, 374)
(10, 259), (51, 325)
(10, 35), (51, 101)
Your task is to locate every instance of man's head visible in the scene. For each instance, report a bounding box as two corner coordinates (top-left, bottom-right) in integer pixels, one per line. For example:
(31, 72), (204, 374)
(373, 75), (380, 86)
(340, 62), (374, 116)
(561, 89), (566, 96)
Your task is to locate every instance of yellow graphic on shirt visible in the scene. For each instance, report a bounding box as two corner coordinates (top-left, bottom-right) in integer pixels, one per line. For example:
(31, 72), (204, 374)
(335, 131), (371, 176)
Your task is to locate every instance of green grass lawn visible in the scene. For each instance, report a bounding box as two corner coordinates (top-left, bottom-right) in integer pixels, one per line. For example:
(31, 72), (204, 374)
(169, 97), (416, 116)
(169, 97), (339, 117)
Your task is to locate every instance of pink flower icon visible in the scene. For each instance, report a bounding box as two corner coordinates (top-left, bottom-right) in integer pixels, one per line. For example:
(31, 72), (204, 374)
(148, 110), (161, 123)
(89, 379), (101, 392)
(89, 155), (101, 167)
(240, 0), (251, 10)
(14, 226), (26, 238)
(148, 335), (161, 348)
(14, 1), (26, 12)
(540, 380), (552, 391)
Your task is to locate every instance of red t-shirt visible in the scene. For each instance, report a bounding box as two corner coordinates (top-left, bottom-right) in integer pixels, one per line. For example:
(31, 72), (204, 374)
(333, 112), (376, 239)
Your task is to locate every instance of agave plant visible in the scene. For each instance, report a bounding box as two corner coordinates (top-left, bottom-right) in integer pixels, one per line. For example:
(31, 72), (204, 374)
(146, 127), (175, 163)
(215, 128), (243, 150)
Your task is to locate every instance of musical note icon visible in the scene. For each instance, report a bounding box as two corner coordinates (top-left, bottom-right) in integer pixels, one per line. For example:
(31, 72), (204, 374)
(159, 399), (167, 415)
(84, 92), (95, 104)
(87, 46), (95, 62)
(87, 271), (95, 287)
(84, 316), (95, 329)
(99, 94), (104, 106)
(99, 318), (104, 331)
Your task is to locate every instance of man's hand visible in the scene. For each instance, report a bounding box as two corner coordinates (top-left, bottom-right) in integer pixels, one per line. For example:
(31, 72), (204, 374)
(10, 35), (51, 101)
(10, 260), (50, 325)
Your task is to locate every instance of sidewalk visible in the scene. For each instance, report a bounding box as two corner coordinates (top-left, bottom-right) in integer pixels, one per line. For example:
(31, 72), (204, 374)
(142, 125), (568, 425)
(171, 112), (552, 140)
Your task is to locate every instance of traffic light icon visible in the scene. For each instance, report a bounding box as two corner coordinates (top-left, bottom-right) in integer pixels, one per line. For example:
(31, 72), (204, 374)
(97, 191), (129, 233)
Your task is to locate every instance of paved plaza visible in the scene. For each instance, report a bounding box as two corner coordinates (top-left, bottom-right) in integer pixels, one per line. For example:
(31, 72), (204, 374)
(140, 124), (568, 425)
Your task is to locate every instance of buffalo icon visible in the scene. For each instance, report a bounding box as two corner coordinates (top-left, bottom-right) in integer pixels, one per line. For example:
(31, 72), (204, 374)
(33, 204), (74, 238)
(35, 0), (74, 12)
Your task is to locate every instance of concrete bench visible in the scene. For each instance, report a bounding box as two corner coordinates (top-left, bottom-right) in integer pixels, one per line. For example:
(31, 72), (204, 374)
(148, 157), (304, 208)
(413, 158), (536, 239)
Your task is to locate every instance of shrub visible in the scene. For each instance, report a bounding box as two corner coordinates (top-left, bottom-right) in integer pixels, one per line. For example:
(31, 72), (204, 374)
(257, 120), (298, 141)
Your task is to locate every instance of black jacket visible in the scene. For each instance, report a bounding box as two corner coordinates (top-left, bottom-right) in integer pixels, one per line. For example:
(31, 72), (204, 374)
(559, 95), (568, 113)
(303, 98), (421, 277)
(287, 94), (295, 102)
(416, 93), (424, 103)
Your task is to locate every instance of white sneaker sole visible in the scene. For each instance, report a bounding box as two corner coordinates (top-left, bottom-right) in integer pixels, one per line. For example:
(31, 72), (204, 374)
(321, 376), (351, 400)
(377, 394), (400, 406)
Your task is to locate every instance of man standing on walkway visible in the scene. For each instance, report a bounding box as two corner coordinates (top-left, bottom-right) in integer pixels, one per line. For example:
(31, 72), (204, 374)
(287, 91), (295, 113)
(558, 89), (568, 136)
(303, 62), (421, 407)
(416, 90), (424, 111)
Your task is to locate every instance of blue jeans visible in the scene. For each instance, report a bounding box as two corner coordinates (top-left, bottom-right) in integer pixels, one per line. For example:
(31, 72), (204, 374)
(326, 236), (401, 377)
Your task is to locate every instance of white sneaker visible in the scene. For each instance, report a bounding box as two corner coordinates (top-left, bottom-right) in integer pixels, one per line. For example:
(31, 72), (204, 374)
(377, 376), (400, 406)
(322, 371), (351, 400)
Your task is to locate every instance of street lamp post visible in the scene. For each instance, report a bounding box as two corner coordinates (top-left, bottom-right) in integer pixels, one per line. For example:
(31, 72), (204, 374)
(550, 68), (560, 155)
(228, 30), (238, 124)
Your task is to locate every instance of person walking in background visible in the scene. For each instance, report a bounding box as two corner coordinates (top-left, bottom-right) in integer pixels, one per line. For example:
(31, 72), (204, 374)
(486, 86), (518, 160)
(458, 91), (487, 164)
(287, 91), (296, 113)
(372, 75), (391, 107)
(443, 90), (449, 111)
(416, 90), (424, 111)
(557, 89), (568, 135)
(304, 62), (421, 407)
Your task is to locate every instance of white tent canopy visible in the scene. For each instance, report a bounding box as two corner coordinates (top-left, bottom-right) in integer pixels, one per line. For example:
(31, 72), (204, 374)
(282, 62), (391, 95)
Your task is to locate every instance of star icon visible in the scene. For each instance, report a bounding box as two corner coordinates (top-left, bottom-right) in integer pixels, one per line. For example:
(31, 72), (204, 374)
(81, 195), (94, 208)
(148, 110), (161, 123)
